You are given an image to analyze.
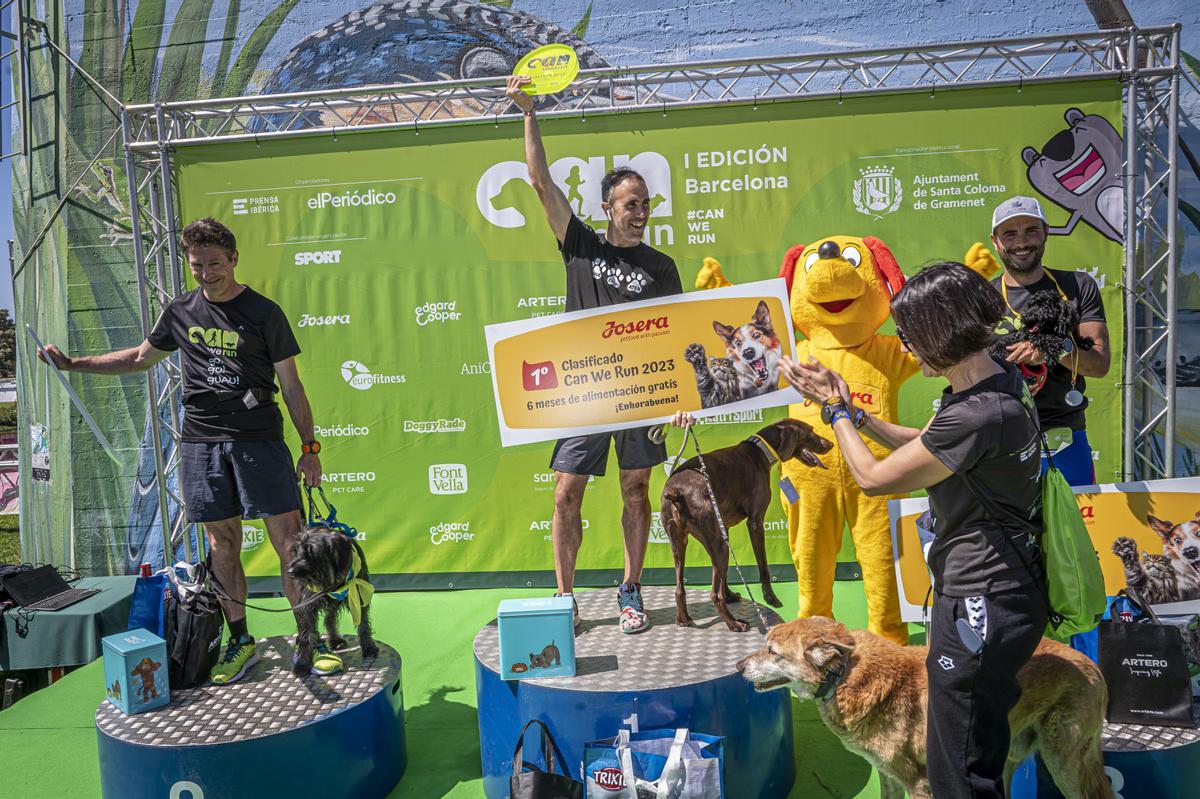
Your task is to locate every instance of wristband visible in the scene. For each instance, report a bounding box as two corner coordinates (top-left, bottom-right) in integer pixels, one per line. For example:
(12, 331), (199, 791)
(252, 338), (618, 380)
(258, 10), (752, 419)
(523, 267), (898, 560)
(829, 407), (852, 426)
(301, 440), (321, 455)
(852, 406), (869, 429)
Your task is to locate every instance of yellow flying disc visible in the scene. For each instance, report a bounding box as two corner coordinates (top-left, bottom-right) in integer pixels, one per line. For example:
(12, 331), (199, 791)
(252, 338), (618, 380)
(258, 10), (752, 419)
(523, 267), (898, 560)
(513, 44), (580, 95)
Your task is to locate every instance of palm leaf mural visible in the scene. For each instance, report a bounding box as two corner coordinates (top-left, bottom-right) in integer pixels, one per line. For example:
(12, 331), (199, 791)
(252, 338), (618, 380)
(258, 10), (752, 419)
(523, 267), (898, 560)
(221, 0), (301, 97)
(572, 1), (594, 40)
(121, 0), (167, 103)
(211, 0), (243, 97)
(156, 0), (217, 103)
(71, 0), (122, 155)
(1181, 49), (1200, 87)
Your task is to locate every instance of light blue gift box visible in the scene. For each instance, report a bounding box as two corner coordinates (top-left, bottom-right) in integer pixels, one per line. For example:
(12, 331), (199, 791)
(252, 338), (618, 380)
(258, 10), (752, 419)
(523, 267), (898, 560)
(101, 628), (169, 715)
(497, 596), (576, 680)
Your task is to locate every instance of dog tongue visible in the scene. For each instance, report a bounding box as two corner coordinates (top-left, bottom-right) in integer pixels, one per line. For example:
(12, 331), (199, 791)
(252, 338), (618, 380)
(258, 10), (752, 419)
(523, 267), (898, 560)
(799, 449), (826, 468)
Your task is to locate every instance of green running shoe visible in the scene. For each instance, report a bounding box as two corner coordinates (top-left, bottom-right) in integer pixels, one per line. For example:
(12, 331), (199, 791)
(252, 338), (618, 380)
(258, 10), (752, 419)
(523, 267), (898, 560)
(209, 635), (260, 685)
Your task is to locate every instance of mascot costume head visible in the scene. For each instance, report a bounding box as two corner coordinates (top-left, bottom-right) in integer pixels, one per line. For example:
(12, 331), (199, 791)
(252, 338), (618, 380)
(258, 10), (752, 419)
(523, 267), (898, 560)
(779, 235), (907, 348)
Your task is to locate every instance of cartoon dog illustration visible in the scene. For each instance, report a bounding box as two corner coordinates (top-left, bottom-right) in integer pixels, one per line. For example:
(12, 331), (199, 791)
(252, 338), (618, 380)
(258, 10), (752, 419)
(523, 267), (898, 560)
(684, 300), (782, 408)
(106, 680), (122, 702)
(130, 657), (162, 703)
(1023, 108), (1124, 243)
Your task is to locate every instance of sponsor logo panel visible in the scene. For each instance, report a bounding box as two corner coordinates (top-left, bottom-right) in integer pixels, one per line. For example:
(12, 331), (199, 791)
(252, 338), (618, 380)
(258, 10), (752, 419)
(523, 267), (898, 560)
(429, 464), (468, 495)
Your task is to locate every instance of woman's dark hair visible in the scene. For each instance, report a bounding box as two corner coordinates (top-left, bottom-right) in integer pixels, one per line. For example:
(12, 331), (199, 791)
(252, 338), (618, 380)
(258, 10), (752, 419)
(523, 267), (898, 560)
(601, 167), (645, 204)
(181, 217), (237, 257)
(891, 261), (1005, 371)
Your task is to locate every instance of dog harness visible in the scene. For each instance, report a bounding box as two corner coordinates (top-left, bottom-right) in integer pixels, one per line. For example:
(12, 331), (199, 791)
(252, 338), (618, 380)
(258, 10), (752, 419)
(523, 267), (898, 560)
(313, 549), (375, 626)
(748, 434), (781, 465)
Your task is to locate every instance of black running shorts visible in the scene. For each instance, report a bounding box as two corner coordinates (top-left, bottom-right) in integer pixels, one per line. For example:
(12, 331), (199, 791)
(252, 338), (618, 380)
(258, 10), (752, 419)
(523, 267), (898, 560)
(549, 427), (667, 477)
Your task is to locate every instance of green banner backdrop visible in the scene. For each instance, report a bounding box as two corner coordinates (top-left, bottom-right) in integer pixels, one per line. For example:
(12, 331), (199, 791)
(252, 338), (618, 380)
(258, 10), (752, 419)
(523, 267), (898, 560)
(173, 79), (1124, 588)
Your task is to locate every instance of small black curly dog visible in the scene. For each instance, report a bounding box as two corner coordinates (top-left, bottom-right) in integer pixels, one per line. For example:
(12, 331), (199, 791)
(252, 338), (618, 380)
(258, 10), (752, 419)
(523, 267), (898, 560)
(285, 526), (379, 676)
(990, 288), (1094, 390)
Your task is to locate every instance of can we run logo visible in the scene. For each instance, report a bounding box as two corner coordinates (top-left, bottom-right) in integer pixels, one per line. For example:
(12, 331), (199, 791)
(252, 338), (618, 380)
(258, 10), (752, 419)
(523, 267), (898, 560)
(340, 360), (406, 391)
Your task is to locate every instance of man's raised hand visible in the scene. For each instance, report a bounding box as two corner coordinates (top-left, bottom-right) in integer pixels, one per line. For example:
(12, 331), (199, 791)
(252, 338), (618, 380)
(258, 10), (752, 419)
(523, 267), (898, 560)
(505, 75), (534, 114)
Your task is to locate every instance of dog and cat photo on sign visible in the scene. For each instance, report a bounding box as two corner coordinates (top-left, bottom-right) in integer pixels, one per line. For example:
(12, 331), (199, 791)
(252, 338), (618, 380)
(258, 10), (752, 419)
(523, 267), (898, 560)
(1112, 510), (1200, 606)
(684, 299), (785, 408)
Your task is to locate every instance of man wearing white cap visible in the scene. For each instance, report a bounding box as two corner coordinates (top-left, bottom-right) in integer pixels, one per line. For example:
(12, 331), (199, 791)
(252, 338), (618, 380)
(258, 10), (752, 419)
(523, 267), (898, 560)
(988, 196), (1110, 486)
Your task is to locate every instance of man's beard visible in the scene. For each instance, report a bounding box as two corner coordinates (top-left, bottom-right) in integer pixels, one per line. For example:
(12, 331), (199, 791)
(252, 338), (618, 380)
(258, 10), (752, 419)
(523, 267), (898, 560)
(1000, 244), (1044, 273)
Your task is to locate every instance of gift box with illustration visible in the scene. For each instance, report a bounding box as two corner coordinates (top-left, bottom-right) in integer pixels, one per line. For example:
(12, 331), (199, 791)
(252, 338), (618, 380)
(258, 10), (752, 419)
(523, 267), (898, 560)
(101, 628), (169, 715)
(497, 596), (576, 681)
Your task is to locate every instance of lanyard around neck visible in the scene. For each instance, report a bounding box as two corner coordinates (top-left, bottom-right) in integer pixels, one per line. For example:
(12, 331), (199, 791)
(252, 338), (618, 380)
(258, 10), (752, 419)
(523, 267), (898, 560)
(1000, 268), (1067, 319)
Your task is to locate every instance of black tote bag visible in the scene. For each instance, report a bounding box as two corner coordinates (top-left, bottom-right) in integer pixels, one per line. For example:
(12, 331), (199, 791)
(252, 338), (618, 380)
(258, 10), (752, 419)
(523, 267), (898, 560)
(510, 719), (584, 799)
(1098, 589), (1194, 728)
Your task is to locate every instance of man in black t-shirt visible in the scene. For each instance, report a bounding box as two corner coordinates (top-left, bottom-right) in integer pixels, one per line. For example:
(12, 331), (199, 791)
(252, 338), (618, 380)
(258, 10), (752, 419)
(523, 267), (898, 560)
(38, 217), (326, 683)
(507, 75), (683, 635)
(988, 196), (1111, 487)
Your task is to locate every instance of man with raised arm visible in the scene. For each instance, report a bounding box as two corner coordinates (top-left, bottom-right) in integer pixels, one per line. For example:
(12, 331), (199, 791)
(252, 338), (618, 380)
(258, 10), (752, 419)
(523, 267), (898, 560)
(506, 75), (683, 634)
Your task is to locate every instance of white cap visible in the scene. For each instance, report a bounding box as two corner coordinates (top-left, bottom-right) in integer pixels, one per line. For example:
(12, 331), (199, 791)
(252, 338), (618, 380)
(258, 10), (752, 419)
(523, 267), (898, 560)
(991, 196), (1046, 231)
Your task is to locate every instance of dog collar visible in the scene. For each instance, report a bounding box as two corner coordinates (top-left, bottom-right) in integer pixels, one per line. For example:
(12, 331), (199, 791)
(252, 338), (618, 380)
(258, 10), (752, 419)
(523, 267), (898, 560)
(814, 658), (848, 702)
(748, 434), (781, 465)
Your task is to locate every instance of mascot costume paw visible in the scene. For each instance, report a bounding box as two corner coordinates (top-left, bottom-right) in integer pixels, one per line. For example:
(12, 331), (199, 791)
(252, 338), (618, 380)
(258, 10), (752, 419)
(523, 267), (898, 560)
(695, 256), (732, 289)
(778, 236), (918, 645)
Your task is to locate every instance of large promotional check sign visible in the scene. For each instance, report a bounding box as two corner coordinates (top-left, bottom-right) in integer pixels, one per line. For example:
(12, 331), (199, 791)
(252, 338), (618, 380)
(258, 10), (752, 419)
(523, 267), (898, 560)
(485, 280), (802, 446)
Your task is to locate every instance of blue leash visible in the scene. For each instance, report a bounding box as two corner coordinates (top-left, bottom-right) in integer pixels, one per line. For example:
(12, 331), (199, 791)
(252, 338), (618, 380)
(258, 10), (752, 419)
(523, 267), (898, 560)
(305, 485), (359, 539)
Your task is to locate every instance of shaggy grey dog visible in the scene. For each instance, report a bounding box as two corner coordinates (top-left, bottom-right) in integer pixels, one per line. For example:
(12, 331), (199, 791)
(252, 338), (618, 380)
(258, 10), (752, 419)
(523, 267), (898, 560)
(285, 527), (379, 676)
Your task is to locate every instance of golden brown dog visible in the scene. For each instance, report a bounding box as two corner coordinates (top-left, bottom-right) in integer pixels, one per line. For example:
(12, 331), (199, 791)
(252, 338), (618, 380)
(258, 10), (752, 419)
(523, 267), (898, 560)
(737, 617), (1112, 799)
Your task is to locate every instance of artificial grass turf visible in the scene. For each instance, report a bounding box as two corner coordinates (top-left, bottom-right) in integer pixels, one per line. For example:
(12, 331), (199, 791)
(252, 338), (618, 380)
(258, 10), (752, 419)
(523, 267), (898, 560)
(0, 581), (906, 798)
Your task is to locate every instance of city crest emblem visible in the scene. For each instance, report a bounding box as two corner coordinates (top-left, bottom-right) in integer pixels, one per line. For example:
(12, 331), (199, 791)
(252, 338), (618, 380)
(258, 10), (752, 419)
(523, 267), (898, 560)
(853, 165), (903, 218)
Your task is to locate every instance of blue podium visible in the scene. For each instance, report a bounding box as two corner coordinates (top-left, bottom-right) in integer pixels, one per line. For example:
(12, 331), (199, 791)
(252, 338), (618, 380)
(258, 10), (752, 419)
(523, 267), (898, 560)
(96, 636), (406, 798)
(474, 586), (795, 798)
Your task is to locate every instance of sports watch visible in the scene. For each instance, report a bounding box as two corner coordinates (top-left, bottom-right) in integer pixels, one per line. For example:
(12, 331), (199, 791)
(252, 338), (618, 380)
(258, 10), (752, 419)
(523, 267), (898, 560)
(301, 440), (321, 455)
(820, 396), (851, 426)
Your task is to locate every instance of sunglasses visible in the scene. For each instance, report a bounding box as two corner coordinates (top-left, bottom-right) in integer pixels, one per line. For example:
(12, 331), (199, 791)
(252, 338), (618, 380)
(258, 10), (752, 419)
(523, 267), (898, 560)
(896, 326), (911, 349)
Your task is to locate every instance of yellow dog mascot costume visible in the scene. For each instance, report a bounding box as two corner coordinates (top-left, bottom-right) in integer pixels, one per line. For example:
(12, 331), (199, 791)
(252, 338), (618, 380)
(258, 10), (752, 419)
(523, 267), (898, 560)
(778, 236), (917, 645)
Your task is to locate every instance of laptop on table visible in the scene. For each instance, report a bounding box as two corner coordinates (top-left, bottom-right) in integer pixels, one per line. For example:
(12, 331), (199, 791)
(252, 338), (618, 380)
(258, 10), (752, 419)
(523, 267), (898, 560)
(2, 565), (101, 611)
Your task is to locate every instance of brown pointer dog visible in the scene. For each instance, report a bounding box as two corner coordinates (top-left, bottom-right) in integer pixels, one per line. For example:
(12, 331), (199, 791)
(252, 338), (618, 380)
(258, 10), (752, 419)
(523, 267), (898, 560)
(660, 419), (832, 632)
(738, 617), (1113, 799)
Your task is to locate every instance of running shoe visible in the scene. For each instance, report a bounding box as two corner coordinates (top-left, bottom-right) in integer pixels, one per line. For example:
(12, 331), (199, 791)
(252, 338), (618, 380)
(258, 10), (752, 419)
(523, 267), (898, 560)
(617, 582), (652, 634)
(209, 635), (260, 685)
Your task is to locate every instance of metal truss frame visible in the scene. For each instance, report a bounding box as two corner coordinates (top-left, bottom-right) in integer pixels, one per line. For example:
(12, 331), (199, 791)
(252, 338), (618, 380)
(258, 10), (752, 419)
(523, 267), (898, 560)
(113, 26), (1182, 549)
(1122, 29), (1183, 481)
